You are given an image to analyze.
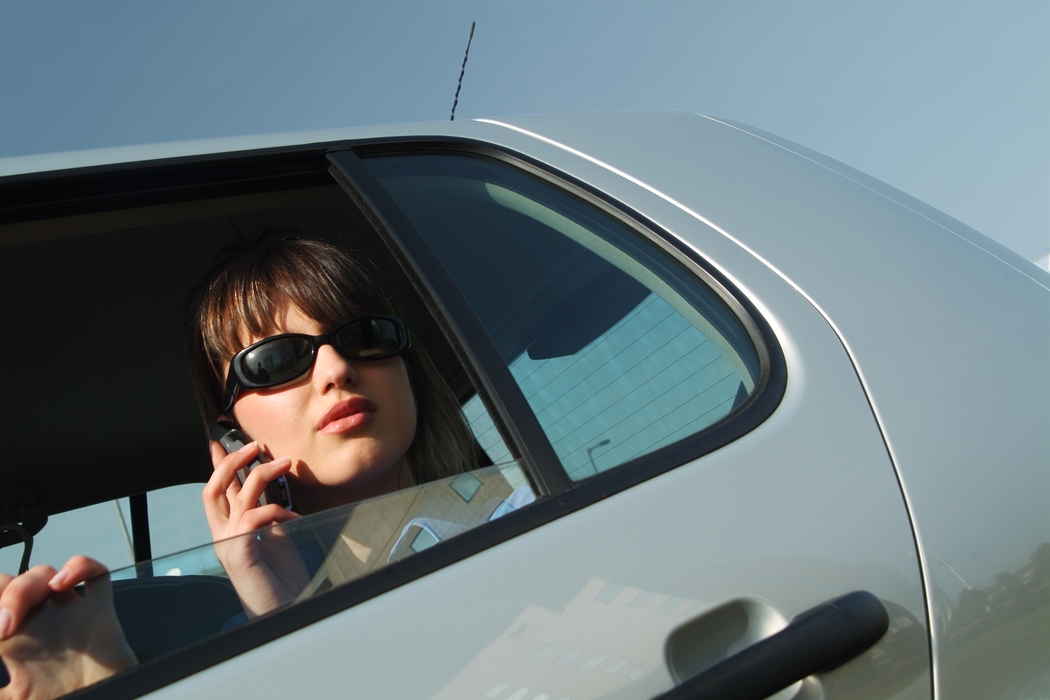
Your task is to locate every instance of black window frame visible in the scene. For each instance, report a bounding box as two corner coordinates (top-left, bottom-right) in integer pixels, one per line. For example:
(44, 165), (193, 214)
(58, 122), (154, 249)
(0, 136), (787, 700)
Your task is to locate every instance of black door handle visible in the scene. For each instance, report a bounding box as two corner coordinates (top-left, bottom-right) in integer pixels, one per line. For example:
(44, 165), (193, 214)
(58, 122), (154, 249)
(654, 590), (889, 700)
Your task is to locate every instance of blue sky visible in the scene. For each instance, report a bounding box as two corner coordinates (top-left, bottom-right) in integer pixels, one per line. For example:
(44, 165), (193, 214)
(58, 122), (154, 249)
(1, 1), (1047, 264)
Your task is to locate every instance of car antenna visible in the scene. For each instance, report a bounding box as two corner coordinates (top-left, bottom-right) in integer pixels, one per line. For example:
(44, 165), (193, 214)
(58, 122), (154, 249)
(449, 21), (476, 121)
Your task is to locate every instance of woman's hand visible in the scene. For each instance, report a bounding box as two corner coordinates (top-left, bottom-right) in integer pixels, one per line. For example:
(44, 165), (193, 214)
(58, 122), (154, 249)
(203, 441), (309, 617)
(0, 555), (135, 700)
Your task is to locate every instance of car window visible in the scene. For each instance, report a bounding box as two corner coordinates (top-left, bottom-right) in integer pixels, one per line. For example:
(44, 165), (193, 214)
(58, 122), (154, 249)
(0, 427), (531, 683)
(0, 144), (773, 697)
(0, 462), (532, 684)
(110, 462), (532, 586)
(363, 154), (762, 481)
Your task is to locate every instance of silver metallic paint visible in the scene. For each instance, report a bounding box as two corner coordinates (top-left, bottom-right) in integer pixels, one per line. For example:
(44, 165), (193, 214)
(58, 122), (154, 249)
(484, 112), (1049, 698)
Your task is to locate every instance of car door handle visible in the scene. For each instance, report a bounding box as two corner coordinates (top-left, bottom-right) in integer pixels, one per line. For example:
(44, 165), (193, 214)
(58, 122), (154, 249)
(654, 590), (889, 700)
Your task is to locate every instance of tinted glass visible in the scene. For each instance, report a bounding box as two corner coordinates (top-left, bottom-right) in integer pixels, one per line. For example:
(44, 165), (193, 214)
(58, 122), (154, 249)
(334, 317), (404, 357)
(365, 155), (760, 481)
(242, 337), (313, 384)
(100, 463), (532, 666)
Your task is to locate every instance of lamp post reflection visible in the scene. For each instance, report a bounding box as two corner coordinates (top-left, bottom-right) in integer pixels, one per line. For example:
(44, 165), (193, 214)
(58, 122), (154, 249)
(587, 439), (611, 475)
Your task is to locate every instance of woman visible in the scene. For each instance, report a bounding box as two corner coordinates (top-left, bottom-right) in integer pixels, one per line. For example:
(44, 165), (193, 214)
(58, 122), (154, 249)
(0, 237), (479, 696)
(191, 236), (477, 615)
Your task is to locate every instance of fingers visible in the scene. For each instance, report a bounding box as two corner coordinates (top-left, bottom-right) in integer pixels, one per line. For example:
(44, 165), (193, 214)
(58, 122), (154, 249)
(203, 439), (296, 543)
(206, 439), (257, 494)
(44, 555), (118, 620)
(209, 438), (228, 469)
(0, 564), (58, 639)
(202, 440), (259, 530)
(227, 456), (292, 522)
(48, 555), (108, 593)
(236, 504), (300, 533)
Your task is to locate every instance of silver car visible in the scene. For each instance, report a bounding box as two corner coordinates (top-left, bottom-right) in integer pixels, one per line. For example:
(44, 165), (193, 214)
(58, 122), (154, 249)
(0, 112), (1046, 699)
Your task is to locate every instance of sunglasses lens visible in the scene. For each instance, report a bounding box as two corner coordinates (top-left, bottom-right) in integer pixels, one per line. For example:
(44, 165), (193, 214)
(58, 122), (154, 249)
(335, 317), (404, 359)
(230, 317), (406, 396)
(240, 337), (314, 386)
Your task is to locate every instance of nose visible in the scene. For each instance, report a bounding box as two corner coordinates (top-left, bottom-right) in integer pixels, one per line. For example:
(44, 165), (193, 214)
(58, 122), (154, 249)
(313, 342), (358, 391)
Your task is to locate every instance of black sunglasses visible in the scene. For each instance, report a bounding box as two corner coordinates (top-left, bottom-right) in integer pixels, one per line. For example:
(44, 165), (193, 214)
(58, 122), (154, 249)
(222, 315), (410, 411)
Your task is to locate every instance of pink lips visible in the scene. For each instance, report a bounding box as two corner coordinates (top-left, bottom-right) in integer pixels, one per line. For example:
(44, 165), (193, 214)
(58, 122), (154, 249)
(317, 396), (377, 434)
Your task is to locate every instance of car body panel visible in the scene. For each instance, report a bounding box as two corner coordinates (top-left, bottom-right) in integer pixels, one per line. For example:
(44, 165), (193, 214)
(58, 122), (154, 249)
(471, 112), (1050, 698)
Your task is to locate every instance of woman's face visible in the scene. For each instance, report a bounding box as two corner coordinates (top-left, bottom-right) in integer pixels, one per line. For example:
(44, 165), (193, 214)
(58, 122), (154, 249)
(228, 304), (418, 513)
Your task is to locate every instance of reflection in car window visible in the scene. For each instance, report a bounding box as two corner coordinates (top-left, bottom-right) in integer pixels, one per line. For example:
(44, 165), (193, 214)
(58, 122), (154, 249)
(106, 463), (532, 660)
(294, 461), (531, 596)
(364, 154), (760, 481)
(463, 393), (513, 466)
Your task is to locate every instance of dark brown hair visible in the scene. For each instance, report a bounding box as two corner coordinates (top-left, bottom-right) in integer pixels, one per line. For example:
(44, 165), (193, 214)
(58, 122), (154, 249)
(187, 237), (477, 483)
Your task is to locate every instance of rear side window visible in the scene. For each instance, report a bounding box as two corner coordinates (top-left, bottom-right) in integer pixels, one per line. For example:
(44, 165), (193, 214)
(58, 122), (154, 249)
(364, 154), (762, 481)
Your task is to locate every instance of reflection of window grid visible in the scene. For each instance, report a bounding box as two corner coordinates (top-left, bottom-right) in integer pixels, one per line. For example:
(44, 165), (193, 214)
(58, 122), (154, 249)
(297, 464), (530, 599)
(450, 472), (482, 502)
(410, 524), (440, 553)
(488, 500), (515, 521)
(509, 294), (740, 481)
(463, 398), (513, 465)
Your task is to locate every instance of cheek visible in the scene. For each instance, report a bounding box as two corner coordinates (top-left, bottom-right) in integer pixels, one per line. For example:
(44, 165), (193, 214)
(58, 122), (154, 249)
(230, 388), (307, 448)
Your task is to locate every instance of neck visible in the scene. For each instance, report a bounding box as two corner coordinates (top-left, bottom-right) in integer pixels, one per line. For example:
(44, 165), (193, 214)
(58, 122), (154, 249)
(293, 459), (415, 515)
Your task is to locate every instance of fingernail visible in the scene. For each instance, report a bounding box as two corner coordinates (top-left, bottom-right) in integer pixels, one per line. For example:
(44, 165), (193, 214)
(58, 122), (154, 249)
(0, 609), (13, 639)
(237, 441), (257, 453)
(49, 568), (70, 589)
(271, 456), (291, 466)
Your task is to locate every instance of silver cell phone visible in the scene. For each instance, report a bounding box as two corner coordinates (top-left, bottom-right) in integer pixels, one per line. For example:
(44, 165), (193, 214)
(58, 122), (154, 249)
(210, 421), (293, 510)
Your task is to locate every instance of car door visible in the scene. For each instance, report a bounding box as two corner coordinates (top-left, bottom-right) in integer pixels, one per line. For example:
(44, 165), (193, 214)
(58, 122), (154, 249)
(136, 131), (930, 700)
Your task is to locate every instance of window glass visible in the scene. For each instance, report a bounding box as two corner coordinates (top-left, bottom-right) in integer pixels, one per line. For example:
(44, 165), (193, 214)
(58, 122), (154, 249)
(99, 463), (532, 664)
(463, 393), (514, 466)
(365, 155), (760, 481)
